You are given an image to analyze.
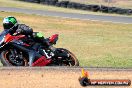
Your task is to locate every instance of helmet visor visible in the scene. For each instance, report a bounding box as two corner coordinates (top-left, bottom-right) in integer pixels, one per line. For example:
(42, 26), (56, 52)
(3, 23), (14, 30)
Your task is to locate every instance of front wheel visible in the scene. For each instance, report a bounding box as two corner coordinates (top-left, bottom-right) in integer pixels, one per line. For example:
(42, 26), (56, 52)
(53, 48), (79, 66)
(0, 50), (28, 66)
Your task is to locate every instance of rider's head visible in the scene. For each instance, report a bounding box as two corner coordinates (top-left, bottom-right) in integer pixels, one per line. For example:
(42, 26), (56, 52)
(3, 16), (18, 30)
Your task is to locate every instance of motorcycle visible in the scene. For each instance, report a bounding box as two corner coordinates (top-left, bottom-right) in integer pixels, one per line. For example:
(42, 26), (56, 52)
(0, 30), (79, 66)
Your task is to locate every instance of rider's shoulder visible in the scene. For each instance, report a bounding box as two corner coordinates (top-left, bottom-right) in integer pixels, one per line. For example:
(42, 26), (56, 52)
(18, 24), (28, 27)
(18, 24), (30, 29)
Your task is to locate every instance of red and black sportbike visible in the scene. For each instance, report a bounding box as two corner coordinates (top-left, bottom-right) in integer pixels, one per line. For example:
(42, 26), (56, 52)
(0, 30), (79, 66)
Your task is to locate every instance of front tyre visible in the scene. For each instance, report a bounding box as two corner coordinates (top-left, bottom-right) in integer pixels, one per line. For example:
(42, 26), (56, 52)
(0, 50), (28, 66)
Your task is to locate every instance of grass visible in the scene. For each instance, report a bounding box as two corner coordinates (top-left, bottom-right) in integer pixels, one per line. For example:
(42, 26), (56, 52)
(0, 12), (132, 68)
(0, 0), (131, 17)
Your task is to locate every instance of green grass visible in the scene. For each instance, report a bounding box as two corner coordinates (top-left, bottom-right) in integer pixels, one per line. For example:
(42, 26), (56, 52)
(0, 0), (131, 17)
(0, 12), (132, 68)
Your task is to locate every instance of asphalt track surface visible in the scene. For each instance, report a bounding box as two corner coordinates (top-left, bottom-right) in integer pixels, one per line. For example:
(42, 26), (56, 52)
(0, 7), (132, 24)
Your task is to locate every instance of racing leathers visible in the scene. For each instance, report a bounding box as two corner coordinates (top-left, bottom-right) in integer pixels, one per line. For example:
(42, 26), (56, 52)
(9, 24), (49, 47)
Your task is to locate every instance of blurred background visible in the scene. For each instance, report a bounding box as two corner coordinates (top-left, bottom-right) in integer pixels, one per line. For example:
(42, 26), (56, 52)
(59, 0), (132, 9)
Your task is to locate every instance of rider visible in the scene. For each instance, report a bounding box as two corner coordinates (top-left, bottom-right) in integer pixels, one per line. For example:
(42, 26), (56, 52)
(2, 16), (51, 66)
(3, 16), (49, 46)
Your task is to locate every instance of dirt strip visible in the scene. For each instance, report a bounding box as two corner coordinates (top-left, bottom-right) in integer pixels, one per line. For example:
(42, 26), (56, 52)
(0, 67), (131, 88)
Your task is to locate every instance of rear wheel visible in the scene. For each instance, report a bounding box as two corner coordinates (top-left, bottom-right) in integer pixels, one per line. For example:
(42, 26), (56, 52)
(0, 50), (28, 66)
(53, 48), (79, 66)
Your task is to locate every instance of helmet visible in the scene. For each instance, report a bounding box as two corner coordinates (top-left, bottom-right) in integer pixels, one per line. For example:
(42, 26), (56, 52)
(3, 16), (18, 30)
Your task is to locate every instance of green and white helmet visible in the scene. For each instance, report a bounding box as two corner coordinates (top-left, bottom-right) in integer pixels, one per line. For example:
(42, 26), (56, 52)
(3, 16), (18, 30)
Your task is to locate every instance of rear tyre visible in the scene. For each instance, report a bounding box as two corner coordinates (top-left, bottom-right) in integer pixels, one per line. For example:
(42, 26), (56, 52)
(56, 48), (79, 66)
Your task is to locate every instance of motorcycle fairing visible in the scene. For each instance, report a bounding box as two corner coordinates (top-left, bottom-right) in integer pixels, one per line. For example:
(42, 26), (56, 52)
(32, 56), (51, 66)
(49, 34), (58, 44)
(4, 33), (25, 43)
